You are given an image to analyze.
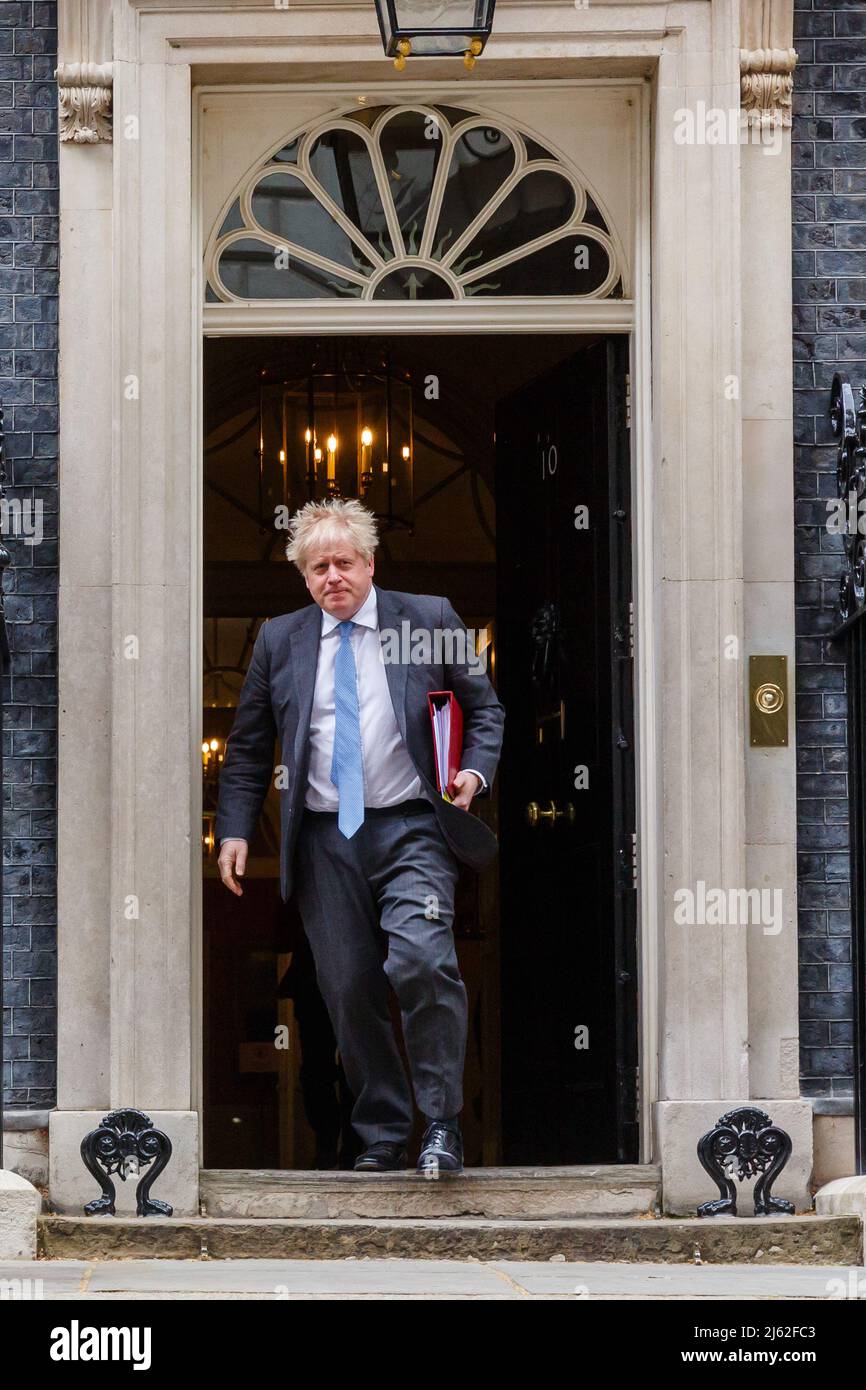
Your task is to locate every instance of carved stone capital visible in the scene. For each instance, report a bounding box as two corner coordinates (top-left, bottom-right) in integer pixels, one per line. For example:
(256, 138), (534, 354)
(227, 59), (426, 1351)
(739, 0), (797, 127)
(740, 47), (798, 128)
(55, 0), (113, 143)
(56, 61), (113, 143)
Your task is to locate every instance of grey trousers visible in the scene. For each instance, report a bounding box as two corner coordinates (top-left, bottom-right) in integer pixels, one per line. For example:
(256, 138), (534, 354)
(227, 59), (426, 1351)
(293, 799), (467, 1148)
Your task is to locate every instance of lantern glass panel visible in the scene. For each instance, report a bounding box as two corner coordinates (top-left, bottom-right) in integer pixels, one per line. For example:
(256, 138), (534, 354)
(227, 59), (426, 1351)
(258, 382), (291, 523)
(383, 374), (414, 527)
(281, 380), (314, 506)
(356, 375), (390, 515)
(308, 374), (362, 501)
(376, 1), (495, 57)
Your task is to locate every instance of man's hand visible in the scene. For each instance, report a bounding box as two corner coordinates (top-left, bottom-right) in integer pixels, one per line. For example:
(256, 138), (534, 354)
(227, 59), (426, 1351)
(450, 770), (481, 811)
(218, 839), (249, 896)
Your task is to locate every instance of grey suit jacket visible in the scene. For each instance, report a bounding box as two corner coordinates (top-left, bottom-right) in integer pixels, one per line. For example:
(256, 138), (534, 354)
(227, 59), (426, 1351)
(215, 585), (506, 903)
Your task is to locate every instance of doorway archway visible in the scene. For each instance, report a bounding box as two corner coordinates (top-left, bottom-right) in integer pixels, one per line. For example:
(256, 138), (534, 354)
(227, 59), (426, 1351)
(196, 81), (647, 1172)
(201, 329), (637, 1167)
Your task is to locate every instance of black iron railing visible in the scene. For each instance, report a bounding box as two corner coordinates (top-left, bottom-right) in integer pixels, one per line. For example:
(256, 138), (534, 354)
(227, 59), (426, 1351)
(828, 373), (866, 1173)
(0, 405), (11, 1169)
(830, 373), (866, 638)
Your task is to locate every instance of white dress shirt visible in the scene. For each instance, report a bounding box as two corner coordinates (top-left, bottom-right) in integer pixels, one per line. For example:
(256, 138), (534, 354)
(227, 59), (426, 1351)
(306, 585), (487, 809)
(220, 586), (487, 841)
(305, 584), (424, 810)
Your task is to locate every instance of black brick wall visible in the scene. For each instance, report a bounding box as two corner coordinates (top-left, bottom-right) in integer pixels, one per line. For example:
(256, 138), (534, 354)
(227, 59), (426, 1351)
(0, 0), (58, 1111)
(0, 0), (861, 1113)
(793, 0), (866, 1101)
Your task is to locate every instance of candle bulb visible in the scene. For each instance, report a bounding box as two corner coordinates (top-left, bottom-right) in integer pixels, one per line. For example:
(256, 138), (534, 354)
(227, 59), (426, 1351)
(360, 427), (373, 494)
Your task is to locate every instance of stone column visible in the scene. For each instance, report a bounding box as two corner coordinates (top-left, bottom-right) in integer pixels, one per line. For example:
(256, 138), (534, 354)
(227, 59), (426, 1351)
(652, 0), (812, 1213)
(739, 0), (802, 1111)
(50, 0), (199, 1215)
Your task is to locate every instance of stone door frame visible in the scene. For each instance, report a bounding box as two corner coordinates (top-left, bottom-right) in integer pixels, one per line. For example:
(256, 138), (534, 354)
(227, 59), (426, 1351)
(50, 0), (808, 1215)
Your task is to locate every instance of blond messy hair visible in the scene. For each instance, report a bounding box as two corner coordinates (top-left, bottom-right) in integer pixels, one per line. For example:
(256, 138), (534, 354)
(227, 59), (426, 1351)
(285, 497), (380, 574)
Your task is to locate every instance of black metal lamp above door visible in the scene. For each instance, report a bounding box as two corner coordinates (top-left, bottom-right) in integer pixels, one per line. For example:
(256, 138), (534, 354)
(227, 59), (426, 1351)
(373, 0), (497, 69)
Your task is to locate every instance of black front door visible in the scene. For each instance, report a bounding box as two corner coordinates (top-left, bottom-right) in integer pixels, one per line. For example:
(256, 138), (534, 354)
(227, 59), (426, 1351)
(495, 337), (638, 1164)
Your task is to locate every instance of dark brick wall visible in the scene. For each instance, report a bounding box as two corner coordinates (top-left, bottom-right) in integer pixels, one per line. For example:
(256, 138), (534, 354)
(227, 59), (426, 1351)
(793, 0), (866, 1101)
(0, 0), (862, 1113)
(0, 0), (58, 1110)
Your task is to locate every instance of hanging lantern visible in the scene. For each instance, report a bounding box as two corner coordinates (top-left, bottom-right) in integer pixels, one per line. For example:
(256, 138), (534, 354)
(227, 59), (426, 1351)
(257, 348), (415, 534)
(373, 1), (497, 70)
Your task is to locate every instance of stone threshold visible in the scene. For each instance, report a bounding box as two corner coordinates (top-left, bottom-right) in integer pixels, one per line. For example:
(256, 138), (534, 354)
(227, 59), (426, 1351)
(200, 1164), (663, 1221)
(38, 1213), (863, 1265)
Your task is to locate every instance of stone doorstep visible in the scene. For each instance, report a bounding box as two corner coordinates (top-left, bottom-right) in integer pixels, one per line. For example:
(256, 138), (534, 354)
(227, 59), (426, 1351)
(37, 1214), (863, 1265)
(199, 1165), (663, 1221)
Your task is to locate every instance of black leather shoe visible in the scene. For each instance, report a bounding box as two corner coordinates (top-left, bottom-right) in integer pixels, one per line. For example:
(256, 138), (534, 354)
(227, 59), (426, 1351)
(353, 1141), (408, 1172)
(417, 1120), (463, 1174)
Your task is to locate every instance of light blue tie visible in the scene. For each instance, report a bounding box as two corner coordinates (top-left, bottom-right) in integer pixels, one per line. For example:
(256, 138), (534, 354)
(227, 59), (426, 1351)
(330, 620), (365, 838)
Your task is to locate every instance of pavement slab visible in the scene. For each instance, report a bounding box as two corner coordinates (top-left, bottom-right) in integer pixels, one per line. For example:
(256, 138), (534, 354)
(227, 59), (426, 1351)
(2, 1258), (866, 1300)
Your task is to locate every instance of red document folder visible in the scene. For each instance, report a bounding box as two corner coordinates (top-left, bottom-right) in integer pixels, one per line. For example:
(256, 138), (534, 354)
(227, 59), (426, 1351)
(427, 691), (464, 801)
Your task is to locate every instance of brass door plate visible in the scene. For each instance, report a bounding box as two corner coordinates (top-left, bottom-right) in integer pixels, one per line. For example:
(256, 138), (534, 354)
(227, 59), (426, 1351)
(749, 655), (788, 747)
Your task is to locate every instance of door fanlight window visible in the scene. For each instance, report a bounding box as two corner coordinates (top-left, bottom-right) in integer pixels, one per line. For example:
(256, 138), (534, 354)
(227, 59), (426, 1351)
(204, 105), (623, 304)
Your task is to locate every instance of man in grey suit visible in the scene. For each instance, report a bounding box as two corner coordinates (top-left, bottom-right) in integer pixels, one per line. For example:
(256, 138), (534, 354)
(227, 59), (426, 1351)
(216, 498), (505, 1174)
